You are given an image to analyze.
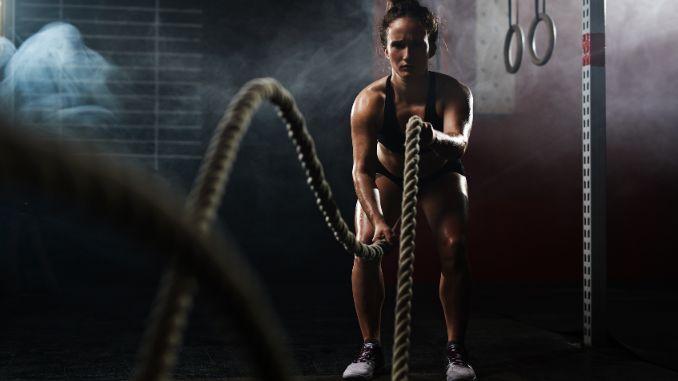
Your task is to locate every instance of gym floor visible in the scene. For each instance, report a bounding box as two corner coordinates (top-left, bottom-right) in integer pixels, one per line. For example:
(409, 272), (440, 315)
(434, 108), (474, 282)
(1, 281), (676, 380)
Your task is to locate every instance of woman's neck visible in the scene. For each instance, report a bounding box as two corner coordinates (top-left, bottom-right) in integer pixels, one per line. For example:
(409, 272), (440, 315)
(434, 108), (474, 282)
(391, 70), (429, 103)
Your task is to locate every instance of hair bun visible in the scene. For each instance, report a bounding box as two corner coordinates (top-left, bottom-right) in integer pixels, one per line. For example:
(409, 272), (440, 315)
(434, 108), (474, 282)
(386, 0), (422, 10)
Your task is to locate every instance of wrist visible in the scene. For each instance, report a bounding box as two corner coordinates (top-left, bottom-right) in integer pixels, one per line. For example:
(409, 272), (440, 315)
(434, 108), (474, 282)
(370, 214), (386, 227)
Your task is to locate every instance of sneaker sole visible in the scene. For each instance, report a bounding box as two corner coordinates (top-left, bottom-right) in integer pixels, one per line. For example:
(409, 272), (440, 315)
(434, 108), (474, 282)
(342, 366), (386, 380)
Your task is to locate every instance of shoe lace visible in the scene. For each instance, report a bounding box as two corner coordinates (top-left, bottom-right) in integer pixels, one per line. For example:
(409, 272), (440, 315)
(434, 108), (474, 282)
(355, 343), (378, 363)
(447, 346), (468, 367)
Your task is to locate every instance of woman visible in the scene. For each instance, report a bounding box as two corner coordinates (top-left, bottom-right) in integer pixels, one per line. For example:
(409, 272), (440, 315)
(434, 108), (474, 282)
(343, 1), (475, 380)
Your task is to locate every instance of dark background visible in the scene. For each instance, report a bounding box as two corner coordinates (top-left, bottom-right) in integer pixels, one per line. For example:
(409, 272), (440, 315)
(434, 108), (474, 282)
(0, 0), (677, 376)
(2, 0), (676, 287)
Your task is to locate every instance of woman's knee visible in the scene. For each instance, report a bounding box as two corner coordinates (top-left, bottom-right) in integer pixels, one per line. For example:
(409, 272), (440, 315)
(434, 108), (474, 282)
(438, 236), (469, 275)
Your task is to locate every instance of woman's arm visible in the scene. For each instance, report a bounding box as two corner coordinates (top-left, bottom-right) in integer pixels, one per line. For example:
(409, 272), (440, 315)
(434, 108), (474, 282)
(424, 79), (473, 160)
(350, 88), (394, 243)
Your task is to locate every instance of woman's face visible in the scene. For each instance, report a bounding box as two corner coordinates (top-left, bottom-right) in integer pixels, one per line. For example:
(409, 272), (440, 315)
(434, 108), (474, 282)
(384, 16), (430, 79)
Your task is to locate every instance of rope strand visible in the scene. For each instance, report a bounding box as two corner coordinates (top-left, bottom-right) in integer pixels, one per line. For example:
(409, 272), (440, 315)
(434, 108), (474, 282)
(392, 116), (424, 381)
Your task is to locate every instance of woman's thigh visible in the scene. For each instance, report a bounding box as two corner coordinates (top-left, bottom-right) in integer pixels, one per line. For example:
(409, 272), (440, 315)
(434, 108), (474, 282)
(419, 172), (469, 248)
(354, 175), (403, 242)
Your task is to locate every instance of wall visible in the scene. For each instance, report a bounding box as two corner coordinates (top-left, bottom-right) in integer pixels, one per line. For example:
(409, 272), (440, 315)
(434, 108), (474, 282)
(414, 0), (678, 283)
(1, 1), (676, 293)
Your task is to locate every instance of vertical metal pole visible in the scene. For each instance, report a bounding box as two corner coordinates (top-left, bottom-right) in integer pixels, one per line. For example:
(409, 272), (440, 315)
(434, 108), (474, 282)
(582, 0), (607, 347)
(1, 0), (15, 40)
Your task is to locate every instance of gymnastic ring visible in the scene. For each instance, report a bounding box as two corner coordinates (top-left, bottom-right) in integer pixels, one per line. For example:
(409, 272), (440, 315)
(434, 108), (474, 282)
(527, 12), (556, 66)
(503, 24), (524, 74)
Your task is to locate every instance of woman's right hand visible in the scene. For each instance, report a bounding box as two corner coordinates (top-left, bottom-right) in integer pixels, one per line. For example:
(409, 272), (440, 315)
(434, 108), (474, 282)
(371, 219), (396, 245)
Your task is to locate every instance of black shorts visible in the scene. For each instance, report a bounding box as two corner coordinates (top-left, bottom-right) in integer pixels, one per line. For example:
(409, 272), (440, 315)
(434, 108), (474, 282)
(375, 159), (465, 189)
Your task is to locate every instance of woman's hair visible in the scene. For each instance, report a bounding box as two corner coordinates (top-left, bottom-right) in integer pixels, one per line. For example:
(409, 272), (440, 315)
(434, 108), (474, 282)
(380, 0), (439, 58)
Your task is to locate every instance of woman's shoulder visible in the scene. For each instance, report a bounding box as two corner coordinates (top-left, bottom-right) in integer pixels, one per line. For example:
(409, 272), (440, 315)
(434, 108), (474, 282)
(432, 72), (471, 99)
(356, 76), (388, 102)
(352, 76), (389, 117)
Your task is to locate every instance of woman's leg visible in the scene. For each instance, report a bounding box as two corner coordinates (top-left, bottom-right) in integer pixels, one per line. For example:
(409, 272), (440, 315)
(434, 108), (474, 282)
(419, 172), (470, 343)
(352, 175), (402, 342)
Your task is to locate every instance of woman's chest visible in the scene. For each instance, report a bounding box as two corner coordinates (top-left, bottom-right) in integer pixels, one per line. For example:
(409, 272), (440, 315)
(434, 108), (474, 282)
(393, 102), (426, 131)
(391, 99), (442, 131)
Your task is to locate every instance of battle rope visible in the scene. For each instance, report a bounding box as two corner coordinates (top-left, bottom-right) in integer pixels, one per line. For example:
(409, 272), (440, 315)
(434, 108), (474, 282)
(134, 78), (425, 380)
(0, 122), (295, 381)
(392, 116), (423, 381)
(192, 77), (392, 260)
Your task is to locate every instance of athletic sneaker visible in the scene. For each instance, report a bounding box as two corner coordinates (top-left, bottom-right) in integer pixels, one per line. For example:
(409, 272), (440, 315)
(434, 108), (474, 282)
(342, 341), (385, 380)
(445, 343), (476, 381)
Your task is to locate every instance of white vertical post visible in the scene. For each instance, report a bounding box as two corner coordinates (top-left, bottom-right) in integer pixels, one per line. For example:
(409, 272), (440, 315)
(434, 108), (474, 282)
(582, 0), (607, 347)
(1, 0), (14, 40)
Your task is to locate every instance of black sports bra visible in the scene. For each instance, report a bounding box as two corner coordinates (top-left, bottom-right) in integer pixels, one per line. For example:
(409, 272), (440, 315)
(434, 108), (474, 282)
(378, 72), (444, 154)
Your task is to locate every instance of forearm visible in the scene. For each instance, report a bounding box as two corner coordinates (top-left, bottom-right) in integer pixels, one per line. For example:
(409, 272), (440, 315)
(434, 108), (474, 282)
(353, 173), (385, 226)
(428, 129), (467, 160)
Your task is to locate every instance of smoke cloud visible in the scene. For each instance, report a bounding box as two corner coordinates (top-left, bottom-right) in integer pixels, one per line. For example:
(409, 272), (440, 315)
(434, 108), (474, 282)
(1, 22), (117, 134)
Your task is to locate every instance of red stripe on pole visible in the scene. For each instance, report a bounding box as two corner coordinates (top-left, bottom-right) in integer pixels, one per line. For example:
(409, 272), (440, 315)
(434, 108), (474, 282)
(582, 33), (591, 66)
(582, 33), (605, 67)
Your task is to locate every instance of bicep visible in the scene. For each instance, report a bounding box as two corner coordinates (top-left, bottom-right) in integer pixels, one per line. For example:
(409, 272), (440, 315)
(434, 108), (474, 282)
(351, 95), (380, 177)
(443, 83), (473, 139)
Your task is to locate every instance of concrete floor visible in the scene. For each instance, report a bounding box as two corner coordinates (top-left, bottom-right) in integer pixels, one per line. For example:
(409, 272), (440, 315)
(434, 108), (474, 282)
(1, 283), (677, 381)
